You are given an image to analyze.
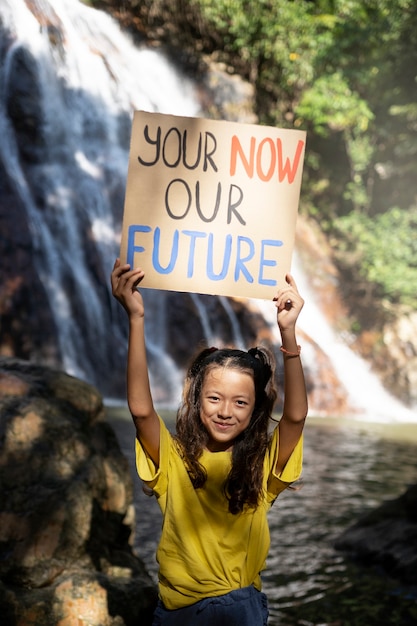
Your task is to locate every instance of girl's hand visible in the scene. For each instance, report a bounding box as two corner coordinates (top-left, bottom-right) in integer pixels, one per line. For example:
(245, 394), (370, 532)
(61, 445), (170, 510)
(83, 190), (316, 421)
(111, 258), (145, 318)
(273, 274), (304, 331)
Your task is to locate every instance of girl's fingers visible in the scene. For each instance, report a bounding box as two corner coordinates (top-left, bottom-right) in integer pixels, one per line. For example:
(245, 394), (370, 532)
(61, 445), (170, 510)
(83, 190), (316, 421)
(111, 259), (144, 294)
(285, 273), (299, 292)
(272, 274), (304, 312)
(127, 269), (145, 291)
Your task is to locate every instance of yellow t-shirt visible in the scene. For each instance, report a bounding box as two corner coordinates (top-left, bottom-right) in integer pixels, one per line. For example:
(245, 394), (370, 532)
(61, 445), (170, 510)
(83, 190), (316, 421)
(136, 416), (303, 610)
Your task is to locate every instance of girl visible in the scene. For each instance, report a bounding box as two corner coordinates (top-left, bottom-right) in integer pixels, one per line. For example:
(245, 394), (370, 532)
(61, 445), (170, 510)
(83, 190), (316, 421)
(111, 258), (308, 626)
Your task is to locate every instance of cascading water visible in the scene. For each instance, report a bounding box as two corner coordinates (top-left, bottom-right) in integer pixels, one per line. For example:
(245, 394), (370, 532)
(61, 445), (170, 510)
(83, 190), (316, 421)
(1, 0), (416, 421)
(0, 0), (200, 399)
(254, 254), (417, 422)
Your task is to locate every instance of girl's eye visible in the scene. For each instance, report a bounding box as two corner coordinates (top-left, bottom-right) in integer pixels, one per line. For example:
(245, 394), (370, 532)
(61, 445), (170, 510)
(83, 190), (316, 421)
(236, 399), (247, 406)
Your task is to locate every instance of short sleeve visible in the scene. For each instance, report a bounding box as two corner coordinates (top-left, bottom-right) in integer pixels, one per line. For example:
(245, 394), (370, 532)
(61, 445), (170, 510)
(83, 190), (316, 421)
(135, 415), (172, 496)
(265, 427), (303, 501)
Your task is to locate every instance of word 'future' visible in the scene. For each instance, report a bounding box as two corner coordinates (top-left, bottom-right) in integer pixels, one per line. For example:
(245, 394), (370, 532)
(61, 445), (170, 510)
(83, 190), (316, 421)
(127, 125), (304, 286)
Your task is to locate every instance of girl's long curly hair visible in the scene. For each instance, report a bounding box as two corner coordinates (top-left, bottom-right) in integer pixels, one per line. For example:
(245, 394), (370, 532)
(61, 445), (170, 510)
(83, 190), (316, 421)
(175, 346), (277, 514)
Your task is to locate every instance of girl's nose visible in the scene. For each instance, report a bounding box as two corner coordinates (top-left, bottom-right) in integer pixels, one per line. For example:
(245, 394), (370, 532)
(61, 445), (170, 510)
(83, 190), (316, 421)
(218, 402), (232, 419)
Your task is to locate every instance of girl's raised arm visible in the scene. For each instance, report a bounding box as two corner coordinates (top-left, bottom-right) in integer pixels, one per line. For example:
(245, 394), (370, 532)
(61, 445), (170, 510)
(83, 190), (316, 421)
(111, 259), (160, 465)
(273, 274), (308, 475)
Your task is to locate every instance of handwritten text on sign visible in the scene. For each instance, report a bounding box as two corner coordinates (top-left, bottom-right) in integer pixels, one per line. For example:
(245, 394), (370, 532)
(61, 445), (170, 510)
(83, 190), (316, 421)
(120, 111), (306, 299)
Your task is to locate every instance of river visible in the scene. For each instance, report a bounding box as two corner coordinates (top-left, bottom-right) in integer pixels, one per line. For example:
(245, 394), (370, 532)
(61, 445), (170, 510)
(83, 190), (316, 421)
(107, 407), (417, 625)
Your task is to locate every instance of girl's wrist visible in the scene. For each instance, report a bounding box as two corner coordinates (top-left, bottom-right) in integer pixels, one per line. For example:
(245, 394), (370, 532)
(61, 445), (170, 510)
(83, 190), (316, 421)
(129, 311), (145, 324)
(279, 327), (297, 342)
(280, 345), (301, 357)
(279, 328), (300, 354)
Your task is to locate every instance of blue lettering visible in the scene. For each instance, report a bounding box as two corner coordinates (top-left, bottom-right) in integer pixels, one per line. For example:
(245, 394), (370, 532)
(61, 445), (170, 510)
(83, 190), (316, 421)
(127, 224), (152, 267)
(183, 230), (207, 278)
(258, 239), (283, 286)
(234, 236), (255, 283)
(127, 226), (284, 290)
(152, 227), (178, 274)
(207, 233), (232, 280)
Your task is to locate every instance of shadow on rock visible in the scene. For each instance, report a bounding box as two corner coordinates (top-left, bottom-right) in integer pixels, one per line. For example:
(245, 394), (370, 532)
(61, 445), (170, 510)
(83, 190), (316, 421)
(0, 357), (158, 626)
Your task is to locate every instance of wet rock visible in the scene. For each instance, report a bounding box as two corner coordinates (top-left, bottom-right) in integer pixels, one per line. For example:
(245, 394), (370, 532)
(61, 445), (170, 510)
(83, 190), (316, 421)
(2, 0), (415, 415)
(335, 483), (417, 585)
(0, 357), (157, 626)
(381, 312), (417, 409)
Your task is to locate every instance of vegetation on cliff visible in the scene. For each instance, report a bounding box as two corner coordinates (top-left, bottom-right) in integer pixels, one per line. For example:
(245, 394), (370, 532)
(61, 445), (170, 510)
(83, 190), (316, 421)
(89, 0), (417, 330)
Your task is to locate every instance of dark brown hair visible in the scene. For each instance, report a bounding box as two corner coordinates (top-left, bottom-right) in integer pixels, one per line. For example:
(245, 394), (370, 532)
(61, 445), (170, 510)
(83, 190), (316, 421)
(175, 346), (277, 514)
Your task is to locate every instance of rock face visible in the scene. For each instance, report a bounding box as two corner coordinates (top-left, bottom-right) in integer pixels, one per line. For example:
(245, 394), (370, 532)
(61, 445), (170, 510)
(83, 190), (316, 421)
(0, 357), (158, 626)
(335, 483), (417, 586)
(380, 312), (417, 410)
(1, 0), (416, 415)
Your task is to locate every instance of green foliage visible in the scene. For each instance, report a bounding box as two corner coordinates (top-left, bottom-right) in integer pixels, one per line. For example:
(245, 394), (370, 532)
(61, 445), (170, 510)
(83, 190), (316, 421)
(89, 0), (417, 316)
(333, 207), (417, 307)
(192, 0), (321, 123)
(296, 72), (374, 209)
(191, 1), (416, 207)
(296, 72), (373, 137)
(193, 0), (417, 314)
(294, 1), (412, 213)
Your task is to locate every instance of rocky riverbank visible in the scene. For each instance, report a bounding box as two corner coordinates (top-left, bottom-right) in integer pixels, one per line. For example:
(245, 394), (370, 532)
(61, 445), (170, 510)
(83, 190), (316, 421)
(1, 356), (417, 625)
(1, 0), (416, 412)
(0, 357), (157, 626)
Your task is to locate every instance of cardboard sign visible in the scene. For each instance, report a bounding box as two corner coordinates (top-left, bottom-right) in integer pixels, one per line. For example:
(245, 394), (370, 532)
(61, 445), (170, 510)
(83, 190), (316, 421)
(120, 111), (306, 299)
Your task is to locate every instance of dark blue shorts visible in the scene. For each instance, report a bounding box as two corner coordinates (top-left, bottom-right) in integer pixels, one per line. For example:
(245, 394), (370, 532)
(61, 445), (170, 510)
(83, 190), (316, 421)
(152, 586), (269, 625)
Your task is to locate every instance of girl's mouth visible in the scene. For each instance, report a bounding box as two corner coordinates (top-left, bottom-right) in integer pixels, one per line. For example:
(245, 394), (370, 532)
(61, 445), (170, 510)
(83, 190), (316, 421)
(214, 421), (233, 430)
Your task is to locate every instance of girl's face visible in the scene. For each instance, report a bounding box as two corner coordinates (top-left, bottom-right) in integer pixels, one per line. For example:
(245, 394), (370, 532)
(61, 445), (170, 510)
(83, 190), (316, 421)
(199, 365), (256, 452)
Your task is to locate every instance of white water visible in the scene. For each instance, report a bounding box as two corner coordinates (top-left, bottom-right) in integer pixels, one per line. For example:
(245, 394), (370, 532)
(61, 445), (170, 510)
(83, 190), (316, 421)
(255, 253), (417, 423)
(2, 0), (415, 422)
(0, 0), (200, 392)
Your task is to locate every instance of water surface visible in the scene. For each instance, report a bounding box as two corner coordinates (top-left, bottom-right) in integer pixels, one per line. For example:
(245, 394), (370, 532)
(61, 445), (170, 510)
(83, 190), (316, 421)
(107, 408), (417, 625)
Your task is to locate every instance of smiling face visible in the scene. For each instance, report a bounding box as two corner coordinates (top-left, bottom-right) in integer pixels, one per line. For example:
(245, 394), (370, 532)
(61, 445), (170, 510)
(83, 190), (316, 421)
(199, 365), (256, 452)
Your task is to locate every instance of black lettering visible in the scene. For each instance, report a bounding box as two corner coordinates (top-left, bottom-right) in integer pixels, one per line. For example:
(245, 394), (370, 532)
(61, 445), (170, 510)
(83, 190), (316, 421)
(137, 124), (161, 166)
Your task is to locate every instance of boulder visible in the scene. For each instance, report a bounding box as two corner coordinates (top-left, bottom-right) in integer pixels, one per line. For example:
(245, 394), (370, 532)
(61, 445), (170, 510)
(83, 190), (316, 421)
(335, 483), (417, 585)
(380, 311), (417, 409)
(0, 357), (158, 626)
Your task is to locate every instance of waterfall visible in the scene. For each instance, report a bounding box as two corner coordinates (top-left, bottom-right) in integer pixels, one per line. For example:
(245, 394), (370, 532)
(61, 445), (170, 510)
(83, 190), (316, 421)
(0, 0), (200, 398)
(1, 0), (415, 421)
(254, 254), (417, 423)
(219, 296), (246, 349)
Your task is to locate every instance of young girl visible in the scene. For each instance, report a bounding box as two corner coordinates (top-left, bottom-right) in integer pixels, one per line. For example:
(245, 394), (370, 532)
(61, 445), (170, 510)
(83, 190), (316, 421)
(111, 258), (308, 626)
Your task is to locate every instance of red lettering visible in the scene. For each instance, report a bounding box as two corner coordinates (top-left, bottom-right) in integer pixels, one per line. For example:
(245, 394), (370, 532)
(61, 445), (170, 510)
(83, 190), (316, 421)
(256, 137), (276, 182)
(229, 135), (255, 177)
(276, 138), (305, 183)
(230, 134), (305, 183)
